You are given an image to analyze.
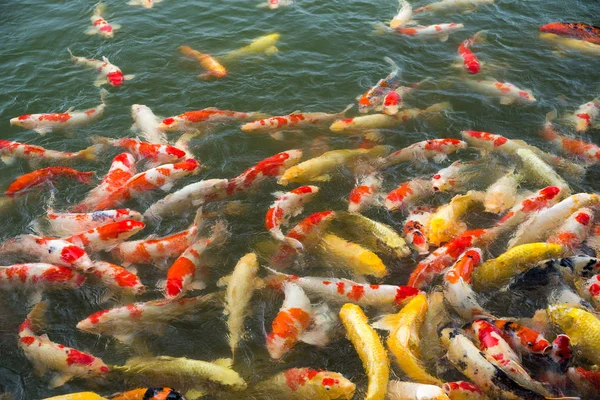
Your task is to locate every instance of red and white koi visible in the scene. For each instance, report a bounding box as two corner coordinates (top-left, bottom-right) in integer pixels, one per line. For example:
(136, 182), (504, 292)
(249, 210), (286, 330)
(547, 207), (594, 249)
(64, 220), (146, 253)
(89, 261), (145, 298)
(72, 153), (136, 212)
(0, 263), (85, 292)
(131, 104), (167, 144)
(257, 0), (293, 9)
(19, 302), (109, 388)
(457, 31), (486, 74)
(484, 171), (519, 214)
(159, 108), (268, 132)
(112, 209), (204, 268)
(9, 90), (108, 135)
(382, 91), (403, 115)
(241, 105), (353, 134)
(443, 248), (488, 319)
(267, 282), (333, 360)
(491, 318), (551, 355)
(467, 79), (536, 105)
(442, 381), (486, 400)
(42, 208), (142, 237)
(390, 0), (415, 29)
(68, 49), (134, 87)
(388, 23), (465, 42)
(572, 96), (600, 133)
(163, 222), (228, 299)
(379, 138), (467, 168)
(431, 161), (465, 192)
(348, 173), (382, 213)
(0, 140), (100, 166)
(542, 115), (600, 165)
(266, 186), (319, 247)
(568, 367), (600, 397)
(385, 179), (433, 212)
(91, 136), (186, 165)
(255, 368), (356, 399)
(5, 167), (94, 198)
(127, 0), (162, 8)
(86, 3), (120, 39)
(357, 57), (402, 113)
(403, 208), (432, 254)
(414, 0), (494, 14)
(227, 149), (303, 195)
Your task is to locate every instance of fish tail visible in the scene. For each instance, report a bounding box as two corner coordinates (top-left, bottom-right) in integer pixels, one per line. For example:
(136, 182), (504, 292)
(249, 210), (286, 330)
(472, 30), (488, 44)
(372, 22), (392, 36)
(94, 2), (106, 15)
(76, 144), (104, 161)
(178, 45), (195, 57)
(77, 171), (95, 184)
(100, 88), (109, 104)
(340, 103), (354, 115)
(67, 48), (75, 61)
(284, 237), (304, 250)
(209, 220), (229, 246)
(90, 135), (113, 146)
(425, 102), (452, 113)
(383, 56), (400, 73)
(26, 301), (48, 333)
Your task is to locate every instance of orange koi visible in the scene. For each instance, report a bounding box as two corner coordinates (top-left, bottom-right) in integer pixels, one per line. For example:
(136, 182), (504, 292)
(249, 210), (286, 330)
(64, 220), (146, 252)
(91, 136), (186, 165)
(159, 108), (267, 131)
(179, 45), (226, 80)
(5, 167), (94, 198)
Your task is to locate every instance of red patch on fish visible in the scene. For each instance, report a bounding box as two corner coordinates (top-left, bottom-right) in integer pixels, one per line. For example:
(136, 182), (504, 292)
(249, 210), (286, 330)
(284, 368), (319, 391)
(66, 349), (96, 366)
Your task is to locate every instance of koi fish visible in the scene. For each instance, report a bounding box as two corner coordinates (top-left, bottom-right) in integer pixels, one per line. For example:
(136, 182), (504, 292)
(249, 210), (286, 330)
(348, 173), (382, 213)
(109, 388), (185, 400)
(467, 79), (537, 105)
(379, 138), (467, 168)
(484, 171), (519, 214)
(179, 45), (226, 80)
(77, 293), (219, 345)
(431, 161), (466, 192)
(221, 33), (280, 61)
(229, 149), (303, 194)
(5, 167), (94, 198)
(144, 179), (229, 219)
(267, 282), (334, 360)
(0, 140), (100, 166)
(387, 381), (450, 400)
(241, 105), (353, 135)
(278, 146), (389, 185)
(267, 268), (420, 309)
(382, 91), (403, 115)
(72, 153), (136, 212)
(357, 57), (402, 114)
(579, 273), (600, 308)
(339, 303), (389, 400)
(491, 318), (551, 355)
(64, 220), (146, 253)
(41, 208), (142, 237)
(330, 102), (451, 132)
(547, 304), (600, 365)
(414, 0), (494, 14)
(547, 207), (593, 249)
(568, 367), (600, 397)
(254, 368), (355, 400)
(0, 235), (93, 272)
(572, 96), (600, 133)
(387, 23), (465, 42)
(539, 32), (600, 56)
(163, 221), (228, 299)
(10, 90), (108, 135)
(0, 263), (85, 294)
(318, 234), (388, 278)
(68, 49), (134, 87)
(457, 31), (486, 74)
(266, 186), (319, 247)
(516, 148), (570, 194)
(390, 0), (415, 29)
(403, 208), (432, 254)
(127, 0), (162, 8)
(130, 104), (167, 144)
(43, 392), (106, 400)
(89, 261), (146, 299)
(374, 293), (442, 385)
(159, 108), (269, 132)
(91, 136), (186, 166)
(86, 3), (120, 39)
(472, 243), (565, 291)
(257, 0), (293, 9)
(443, 248), (488, 319)
(94, 159), (201, 210)
(112, 209), (204, 268)
(540, 22), (600, 45)
(542, 114), (600, 164)
(442, 381), (486, 400)
(428, 191), (485, 246)
(19, 302), (109, 388)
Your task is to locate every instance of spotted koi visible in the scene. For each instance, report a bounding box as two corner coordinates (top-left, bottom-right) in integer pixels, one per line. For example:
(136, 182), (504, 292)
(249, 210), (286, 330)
(255, 368), (355, 399)
(380, 138), (467, 169)
(86, 3), (120, 39)
(89, 261), (146, 298)
(444, 249), (488, 319)
(91, 136), (186, 165)
(491, 318), (551, 355)
(403, 208), (432, 254)
(5, 167), (94, 198)
(348, 173), (382, 213)
(0, 263), (85, 292)
(572, 96), (600, 133)
(385, 179), (433, 212)
(547, 207), (593, 249)
(0, 140), (101, 166)
(388, 23), (465, 42)
(467, 79), (536, 105)
(241, 105), (352, 134)
(266, 185), (319, 247)
(42, 208), (142, 237)
(159, 108), (268, 132)
(64, 220), (145, 253)
(357, 57), (402, 114)
(68, 49), (133, 87)
(540, 22), (600, 45)
(457, 31), (486, 74)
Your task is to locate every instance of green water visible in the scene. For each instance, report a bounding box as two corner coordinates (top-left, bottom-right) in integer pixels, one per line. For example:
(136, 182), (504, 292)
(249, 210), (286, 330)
(1, 0), (599, 398)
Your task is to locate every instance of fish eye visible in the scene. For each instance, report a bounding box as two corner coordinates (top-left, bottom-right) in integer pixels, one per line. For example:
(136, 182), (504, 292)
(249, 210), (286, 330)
(528, 342), (533, 346)
(325, 386), (331, 390)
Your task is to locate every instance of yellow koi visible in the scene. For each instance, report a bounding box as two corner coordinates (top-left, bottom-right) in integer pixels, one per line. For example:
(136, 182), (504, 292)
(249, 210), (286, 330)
(222, 33), (280, 61)
(427, 191), (485, 246)
(318, 234), (388, 278)
(547, 304), (600, 365)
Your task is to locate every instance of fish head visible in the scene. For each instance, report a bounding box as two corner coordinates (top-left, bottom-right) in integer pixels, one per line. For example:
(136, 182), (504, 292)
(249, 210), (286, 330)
(99, 24), (114, 37)
(539, 22), (570, 35)
(439, 327), (459, 347)
(431, 173), (455, 192)
(518, 90), (536, 103)
(142, 0), (153, 8)
(383, 91), (401, 115)
(313, 371), (356, 399)
(329, 118), (355, 133)
(158, 117), (180, 132)
(107, 71), (125, 86)
(131, 104), (150, 118)
(140, 388), (186, 400)
(10, 114), (34, 129)
(575, 113), (591, 132)
(268, 0), (280, 9)
(99, 220), (146, 241)
(240, 121), (261, 133)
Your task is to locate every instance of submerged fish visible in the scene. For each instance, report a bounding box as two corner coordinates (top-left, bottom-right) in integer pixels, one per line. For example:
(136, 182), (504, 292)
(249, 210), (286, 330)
(0, 140), (100, 166)
(68, 50), (134, 87)
(414, 0), (494, 14)
(86, 3), (120, 39)
(179, 45), (226, 80)
(540, 22), (600, 45)
(221, 33), (281, 61)
(539, 32), (600, 55)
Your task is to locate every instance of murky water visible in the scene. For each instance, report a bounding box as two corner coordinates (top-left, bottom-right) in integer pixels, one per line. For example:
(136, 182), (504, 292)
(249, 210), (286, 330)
(1, 0), (599, 398)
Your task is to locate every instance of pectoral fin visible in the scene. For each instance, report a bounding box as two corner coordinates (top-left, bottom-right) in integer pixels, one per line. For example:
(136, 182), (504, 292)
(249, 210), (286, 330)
(93, 78), (106, 87)
(85, 28), (97, 35)
(311, 174), (331, 182)
(48, 372), (73, 388)
(499, 96), (515, 105)
(1, 156), (16, 165)
(439, 34), (449, 42)
(265, 46), (278, 56)
(33, 127), (52, 135)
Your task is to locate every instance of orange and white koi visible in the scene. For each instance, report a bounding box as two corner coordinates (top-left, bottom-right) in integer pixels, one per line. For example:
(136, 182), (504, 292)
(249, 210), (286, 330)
(267, 268), (420, 309)
(68, 50), (134, 87)
(267, 282), (334, 360)
(348, 173), (382, 213)
(383, 23), (465, 42)
(94, 159), (201, 210)
(91, 136), (186, 165)
(73, 153), (136, 212)
(428, 190), (485, 245)
(403, 208), (432, 254)
(484, 171), (519, 214)
(179, 45), (226, 80)
(127, 0), (162, 8)
(379, 138), (467, 168)
(113, 209), (204, 268)
(89, 261), (146, 298)
(254, 368), (356, 400)
(390, 0), (415, 29)
(64, 220), (146, 253)
(42, 208), (142, 237)
(443, 248), (488, 319)
(387, 381), (450, 400)
(144, 179), (229, 219)
(86, 3), (120, 39)
(76, 294), (218, 345)
(0, 140), (100, 166)
(159, 108), (268, 132)
(229, 149), (303, 194)
(542, 114), (600, 165)
(266, 186), (319, 247)
(10, 90), (108, 135)
(457, 31), (486, 74)
(164, 222), (228, 299)
(19, 302), (109, 388)
(414, 0), (494, 14)
(0, 263), (85, 292)
(568, 367), (600, 397)
(385, 179), (432, 212)
(241, 105), (353, 134)
(442, 381), (486, 400)
(431, 161), (466, 192)
(467, 79), (536, 105)
(572, 96), (600, 133)
(547, 207), (594, 249)
(131, 104), (168, 144)
(357, 57), (402, 114)
(382, 91), (403, 115)
(491, 318), (551, 355)
(580, 274), (600, 308)
(256, 0), (293, 9)
(5, 167), (94, 198)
